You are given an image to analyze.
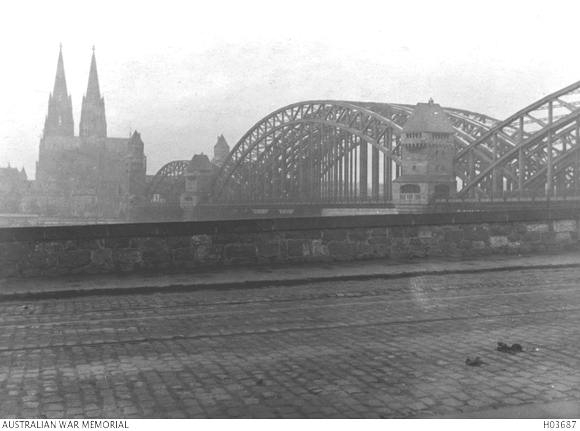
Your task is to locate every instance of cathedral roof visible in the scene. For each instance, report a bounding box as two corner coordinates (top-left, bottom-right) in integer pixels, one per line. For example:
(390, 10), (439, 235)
(402, 100), (455, 134)
(85, 47), (101, 102)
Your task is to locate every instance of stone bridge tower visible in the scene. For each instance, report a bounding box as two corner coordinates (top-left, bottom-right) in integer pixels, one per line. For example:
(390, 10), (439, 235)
(394, 99), (456, 212)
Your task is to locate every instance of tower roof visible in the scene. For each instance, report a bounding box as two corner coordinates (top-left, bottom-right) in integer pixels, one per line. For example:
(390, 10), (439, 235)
(402, 100), (455, 134)
(187, 154), (215, 173)
(214, 134), (229, 149)
(80, 46), (107, 138)
(85, 47), (101, 101)
(53, 44), (69, 97)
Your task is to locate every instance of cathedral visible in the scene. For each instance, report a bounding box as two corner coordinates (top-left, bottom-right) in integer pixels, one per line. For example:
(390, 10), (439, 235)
(25, 45), (147, 219)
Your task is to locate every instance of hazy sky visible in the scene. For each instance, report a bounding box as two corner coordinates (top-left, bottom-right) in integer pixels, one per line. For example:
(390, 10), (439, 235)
(1, 1), (579, 179)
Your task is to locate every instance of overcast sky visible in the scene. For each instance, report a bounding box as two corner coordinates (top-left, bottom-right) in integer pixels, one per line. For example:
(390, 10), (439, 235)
(1, 1), (579, 179)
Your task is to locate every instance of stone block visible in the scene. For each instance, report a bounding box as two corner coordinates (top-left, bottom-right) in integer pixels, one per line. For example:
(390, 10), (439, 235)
(391, 237), (409, 247)
(322, 229), (347, 241)
(195, 245), (223, 262)
(522, 231), (541, 242)
(173, 247), (195, 265)
(328, 241), (353, 256)
(463, 226), (489, 241)
(539, 232), (556, 246)
(131, 237), (166, 249)
(409, 238), (424, 246)
(191, 235), (212, 246)
(165, 236), (192, 249)
(225, 244), (257, 259)
(404, 227), (419, 237)
(417, 227), (434, 238)
(259, 232), (284, 242)
(458, 240), (472, 249)
(527, 223), (549, 233)
(354, 242), (375, 258)
(287, 239), (311, 257)
(212, 234), (242, 244)
(489, 236), (509, 248)
(370, 228), (387, 237)
(507, 233), (521, 242)
(553, 220), (577, 233)
(555, 232), (572, 244)
(388, 227), (405, 238)
(514, 223), (528, 234)
(57, 250), (91, 268)
(368, 236), (392, 245)
(112, 249), (142, 265)
(29, 252), (57, 269)
(285, 230), (322, 240)
(103, 237), (132, 249)
(258, 242), (281, 258)
(142, 249), (173, 268)
(91, 249), (112, 266)
(0, 242), (31, 261)
(472, 241), (486, 250)
(444, 230), (463, 243)
(349, 228), (369, 242)
(489, 225), (513, 236)
(79, 239), (103, 250)
(311, 240), (329, 257)
(35, 241), (65, 253)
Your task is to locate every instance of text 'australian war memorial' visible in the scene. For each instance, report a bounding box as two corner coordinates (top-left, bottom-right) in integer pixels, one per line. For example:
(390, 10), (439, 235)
(3, 46), (580, 226)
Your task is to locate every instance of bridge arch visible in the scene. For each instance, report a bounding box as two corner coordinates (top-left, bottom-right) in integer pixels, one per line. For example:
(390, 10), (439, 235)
(211, 100), (500, 205)
(146, 160), (189, 204)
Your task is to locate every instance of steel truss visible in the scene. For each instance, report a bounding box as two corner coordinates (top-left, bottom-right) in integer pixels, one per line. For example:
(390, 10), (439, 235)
(211, 101), (500, 205)
(146, 160), (189, 204)
(456, 80), (580, 199)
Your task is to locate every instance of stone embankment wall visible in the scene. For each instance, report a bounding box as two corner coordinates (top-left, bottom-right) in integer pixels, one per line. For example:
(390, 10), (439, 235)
(0, 209), (578, 279)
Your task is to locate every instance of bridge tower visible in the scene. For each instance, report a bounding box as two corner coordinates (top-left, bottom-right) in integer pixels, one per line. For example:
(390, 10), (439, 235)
(181, 154), (216, 221)
(212, 135), (230, 166)
(394, 99), (456, 212)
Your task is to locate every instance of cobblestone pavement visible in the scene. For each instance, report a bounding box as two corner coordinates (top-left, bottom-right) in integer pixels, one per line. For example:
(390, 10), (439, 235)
(1, 267), (580, 418)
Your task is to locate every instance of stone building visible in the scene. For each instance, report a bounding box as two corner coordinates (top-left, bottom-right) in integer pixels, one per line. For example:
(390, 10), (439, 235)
(179, 136), (231, 221)
(24, 46), (147, 219)
(0, 165), (29, 214)
(394, 99), (457, 212)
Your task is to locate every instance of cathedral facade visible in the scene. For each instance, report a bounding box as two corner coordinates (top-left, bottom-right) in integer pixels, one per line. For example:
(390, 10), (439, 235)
(25, 46), (147, 219)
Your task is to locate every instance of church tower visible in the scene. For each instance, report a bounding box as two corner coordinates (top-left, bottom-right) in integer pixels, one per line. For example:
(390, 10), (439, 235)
(43, 44), (74, 137)
(394, 99), (456, 212)
(79, 47), (107, 138)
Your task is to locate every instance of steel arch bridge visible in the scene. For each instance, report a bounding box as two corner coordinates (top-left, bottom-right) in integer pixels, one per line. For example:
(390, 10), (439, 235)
(147, 160), (189, 204)
(209, 80), (580, 207)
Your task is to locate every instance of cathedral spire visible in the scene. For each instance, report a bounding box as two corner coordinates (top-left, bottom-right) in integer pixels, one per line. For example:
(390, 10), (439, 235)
(80, 46), (107, 138)
(43, 44), (74, 137)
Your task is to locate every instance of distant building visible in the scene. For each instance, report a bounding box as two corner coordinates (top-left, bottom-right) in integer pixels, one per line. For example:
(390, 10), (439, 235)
(0, 165), (28, 214)
(24, 46), (147, 219)
(179, 135), (231, 221)
(394, 99), (456, 212)
(211, 134), (230, 165)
